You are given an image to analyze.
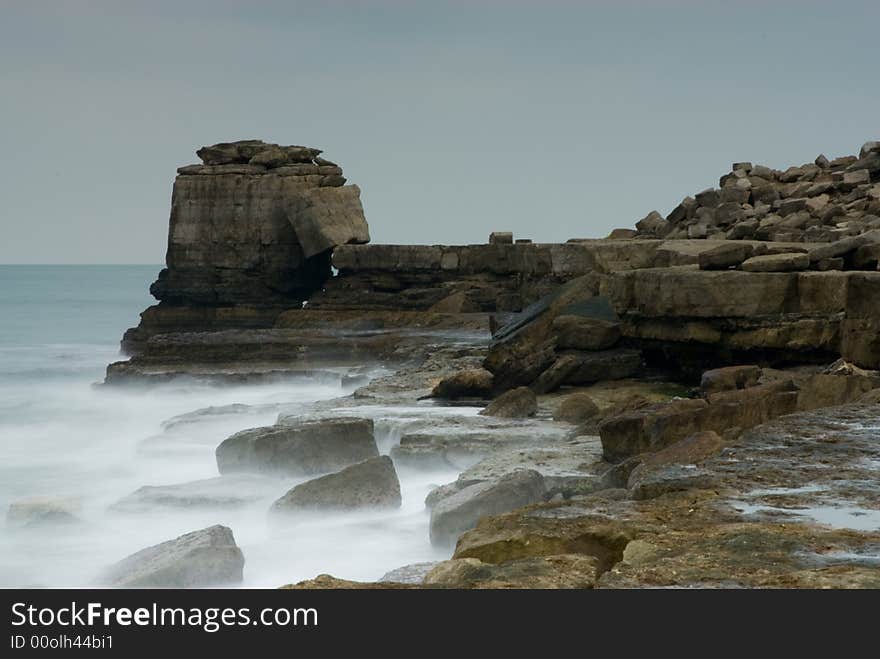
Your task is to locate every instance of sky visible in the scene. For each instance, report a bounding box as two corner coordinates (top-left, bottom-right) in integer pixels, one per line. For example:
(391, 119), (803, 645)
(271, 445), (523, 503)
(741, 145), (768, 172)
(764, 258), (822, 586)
(1, 0), (878, 264)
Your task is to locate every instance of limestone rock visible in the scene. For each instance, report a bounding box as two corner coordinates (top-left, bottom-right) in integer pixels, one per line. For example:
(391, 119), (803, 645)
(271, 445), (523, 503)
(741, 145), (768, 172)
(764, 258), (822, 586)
(700, 365), (762, 396)
(697, 242), (754, 270)
(489, 232), (514, 244)
(553, 392), (600, 424)
(7, 497), (81, 527)
(740, 253), (810, 272)
(100, 525), (244, 588)
(216, 418), (378, 476)
(270, 456), (402, 513)
(432, 368), (494, 399)
(285, 185), (370, 258)
(552, 315), (621, 350)
(423, 554), (600, 588)
(479, 387), (537, 418)
(429, 470), (546, 546)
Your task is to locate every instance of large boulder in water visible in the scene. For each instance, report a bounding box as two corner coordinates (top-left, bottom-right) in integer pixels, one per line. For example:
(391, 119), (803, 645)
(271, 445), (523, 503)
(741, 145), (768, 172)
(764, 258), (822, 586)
(429, 470), (547, 547)
(100, 525), (244, 588)
(216, 417), (378, 476)
(270, 456), (401, 513)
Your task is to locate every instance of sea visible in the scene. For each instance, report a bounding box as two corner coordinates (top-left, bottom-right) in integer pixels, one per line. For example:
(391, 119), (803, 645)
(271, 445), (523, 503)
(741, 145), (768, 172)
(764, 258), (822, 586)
(0, 265), (457, 587)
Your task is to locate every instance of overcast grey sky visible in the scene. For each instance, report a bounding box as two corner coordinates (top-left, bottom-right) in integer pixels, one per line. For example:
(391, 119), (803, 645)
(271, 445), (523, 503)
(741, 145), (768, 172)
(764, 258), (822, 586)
(1, 0), (878, 264)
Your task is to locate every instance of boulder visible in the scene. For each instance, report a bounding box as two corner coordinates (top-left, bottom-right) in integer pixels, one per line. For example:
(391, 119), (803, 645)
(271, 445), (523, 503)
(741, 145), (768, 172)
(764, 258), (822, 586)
(740, 253), (809, 272)
(697, 242), (754, 270)
(479, 387), (537, 418)
(270, 456), (402, 513)
(860, 141), (880, 159)
(6, 496), (81, 527)
(431, 368), (494, 399)
(489, 232), (514, 245)
(552, 315), (621, 350)
(553, 392), (600, 424)
(606, 228), (638, 239)
(627, 464), (717, 500)
(285, 185), (369, 258)
(700, 365), (762, 396)
(635, 210), (671, 236)
(429, 470), (546, 546)
(215, 418), (378, 476)
(100, 525), (244, 588)
(111, 475), (283, 512)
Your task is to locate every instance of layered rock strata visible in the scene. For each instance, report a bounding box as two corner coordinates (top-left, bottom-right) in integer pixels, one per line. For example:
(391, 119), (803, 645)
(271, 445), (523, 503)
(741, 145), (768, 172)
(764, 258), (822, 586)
(120, 140), (368, 354)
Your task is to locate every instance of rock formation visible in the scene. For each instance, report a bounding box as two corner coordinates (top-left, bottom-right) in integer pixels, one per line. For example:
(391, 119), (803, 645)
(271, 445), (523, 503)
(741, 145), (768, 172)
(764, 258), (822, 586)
(105, 137), (880, 590)
(99, 525), (245, 588)
(629, 140), (880, 244)
(120, 140), (368, 354)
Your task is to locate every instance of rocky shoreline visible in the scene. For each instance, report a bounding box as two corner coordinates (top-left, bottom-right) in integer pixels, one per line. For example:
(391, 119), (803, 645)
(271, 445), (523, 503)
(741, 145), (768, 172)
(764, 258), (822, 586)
(86, 139), (880, 588)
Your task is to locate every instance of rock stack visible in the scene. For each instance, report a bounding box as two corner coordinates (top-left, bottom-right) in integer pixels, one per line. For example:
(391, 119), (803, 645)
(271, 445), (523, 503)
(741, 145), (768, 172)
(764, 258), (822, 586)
(120, 140), (369, 354)
(632, 140), (880, 244)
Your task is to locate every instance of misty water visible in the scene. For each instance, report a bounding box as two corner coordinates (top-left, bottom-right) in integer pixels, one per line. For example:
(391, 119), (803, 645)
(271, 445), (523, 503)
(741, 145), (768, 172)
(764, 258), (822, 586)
(0, 266), (461, 587)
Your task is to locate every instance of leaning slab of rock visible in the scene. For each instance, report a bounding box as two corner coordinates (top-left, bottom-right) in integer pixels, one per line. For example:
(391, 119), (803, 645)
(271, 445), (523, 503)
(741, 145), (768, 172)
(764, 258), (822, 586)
(100, 525), (244, 588)
(270, 456), (401, 513)
(285, 185), (370, 258)
(479, 386), (537, 418)
(429, 470), (546, 546)
(740, 252), (809, 272)
(216, 417), (378, 476)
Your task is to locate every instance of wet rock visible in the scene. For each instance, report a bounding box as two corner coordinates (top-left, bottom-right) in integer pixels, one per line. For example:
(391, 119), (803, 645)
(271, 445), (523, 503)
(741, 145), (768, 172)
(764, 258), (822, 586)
(429, 470), (547, 546)
(553, 392), (600, 424)
(6, 497), (81, 527)
(431, 368), (494, 399)
(379, 562), (439, 584)
(423, 554), (600, 588)
(700, 365), (762, 396)
(100, 525), (244, 588)
(216, 418), (378, 476)
(479, 387), (537, 418)
(628, 464), (717, 500)
(270, 456), (401, 513)
(600, 381), (798, 461)
(111, 475), (285, 512)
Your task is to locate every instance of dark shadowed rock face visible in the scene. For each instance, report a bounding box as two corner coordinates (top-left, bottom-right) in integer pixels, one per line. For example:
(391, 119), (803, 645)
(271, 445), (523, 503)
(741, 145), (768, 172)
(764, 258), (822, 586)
(216, 418), (378, 477)
(270, 456), (401, 513)
(100, 525), (244, 588)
